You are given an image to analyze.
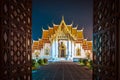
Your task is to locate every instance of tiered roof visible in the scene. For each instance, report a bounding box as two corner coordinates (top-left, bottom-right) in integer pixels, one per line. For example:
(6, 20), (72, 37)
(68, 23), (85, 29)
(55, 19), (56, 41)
(32, 41), (39, 52)
(32, 17), (92, 52)
(42, 30), (49, 39)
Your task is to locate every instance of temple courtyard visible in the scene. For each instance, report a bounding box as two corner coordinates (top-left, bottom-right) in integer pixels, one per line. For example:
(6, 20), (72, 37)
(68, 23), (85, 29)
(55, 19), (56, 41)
(32, 61), (92, 80)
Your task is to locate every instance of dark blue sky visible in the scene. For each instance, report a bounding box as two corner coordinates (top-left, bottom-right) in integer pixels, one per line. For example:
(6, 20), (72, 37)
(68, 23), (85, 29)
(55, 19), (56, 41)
(32, 0), (93, 40)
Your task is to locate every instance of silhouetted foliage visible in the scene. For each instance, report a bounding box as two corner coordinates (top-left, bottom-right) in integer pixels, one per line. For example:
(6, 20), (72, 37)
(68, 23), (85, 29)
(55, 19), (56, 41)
(37, 59), (44, 65)
(32, 59), (36, 67)
(43, 58), (48, 63)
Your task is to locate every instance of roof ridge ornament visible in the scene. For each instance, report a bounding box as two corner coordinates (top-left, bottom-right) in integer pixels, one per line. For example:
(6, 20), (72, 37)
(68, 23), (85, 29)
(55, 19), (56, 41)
(77, 30), (82, 32)
(71, 21), (73, 26)
(67, 21), (73, 26)
(82, 27), (84, 30)
(42, 27), (47, 31)
(42, 27), (44, 31)
(48, 25), (51, 29)
(76, 25), (78, 28)
(53, 23), (59, 26)
(39, 38), (41, 40)
(73, 26), (78, 29)
(33, 40), (35, 42)
(84, 38), (87, 40)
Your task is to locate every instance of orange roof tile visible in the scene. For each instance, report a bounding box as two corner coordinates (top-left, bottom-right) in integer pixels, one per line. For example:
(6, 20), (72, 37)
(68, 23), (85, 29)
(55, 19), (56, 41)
(87, 41), (92, 50)
(67, 26), (72, 32)
(77, 31), (83, 39)
(82, 39), (88, 50)
(32, 41), (39, 50)
(42, 30), (49, 39)
(33, 41), (39, 46)
(83, 39), (87, 45)
(72, 28), (77, 36)
(48, 28), (54, 37)
(39, 39), (43, 45)
(53, 26), (58, 31)
(87, 41), (92, 46)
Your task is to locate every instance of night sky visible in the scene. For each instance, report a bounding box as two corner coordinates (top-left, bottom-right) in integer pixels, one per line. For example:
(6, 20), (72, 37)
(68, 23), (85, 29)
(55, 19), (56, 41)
(32, 0), (93, 40)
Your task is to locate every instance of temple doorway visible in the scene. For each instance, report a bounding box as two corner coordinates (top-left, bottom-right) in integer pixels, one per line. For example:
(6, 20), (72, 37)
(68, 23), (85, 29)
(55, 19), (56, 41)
(59, 42), (66, 58)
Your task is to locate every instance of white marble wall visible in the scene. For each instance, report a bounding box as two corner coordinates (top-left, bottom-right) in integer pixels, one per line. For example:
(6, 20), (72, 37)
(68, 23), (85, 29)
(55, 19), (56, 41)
(80, 44), (86, 58)
(44, 43), (51, 59)
(74, 43), (86, 58)
(32, 50), (40, 59)
(40, 48), (43, 59)
(36, 40), (88, 61)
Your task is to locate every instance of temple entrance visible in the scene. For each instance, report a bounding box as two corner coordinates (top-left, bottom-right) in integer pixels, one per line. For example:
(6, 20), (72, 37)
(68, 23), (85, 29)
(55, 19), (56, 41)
(59, 42), (66, 58)
(61, 48), (65, 57)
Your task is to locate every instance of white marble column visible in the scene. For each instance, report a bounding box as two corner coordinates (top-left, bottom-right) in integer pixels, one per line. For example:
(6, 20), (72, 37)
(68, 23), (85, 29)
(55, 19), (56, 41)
(74, 42), (75, 56)
(71, 41), (72, 57)
(50, 43), (52, 59)
(55, 40), (56, 57)
(67, 40), (69, 59)
(51, 42), (53, 59)
(55, 40), (58, 58)
(69, 40), (71, 58)
(51, 40), (55, 59)
(71, 41), (75, 59)
(43, 46), (45, 58)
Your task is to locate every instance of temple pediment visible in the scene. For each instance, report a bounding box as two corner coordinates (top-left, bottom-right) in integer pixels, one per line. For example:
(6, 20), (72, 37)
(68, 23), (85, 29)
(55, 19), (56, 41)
(49, 16), (77, 41)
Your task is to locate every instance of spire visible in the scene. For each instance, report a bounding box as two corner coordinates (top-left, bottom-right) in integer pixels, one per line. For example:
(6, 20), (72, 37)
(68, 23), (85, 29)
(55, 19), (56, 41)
(59, 15), (67, 29)
(61, 15), (66, 25)
(62, 15), (64, 21)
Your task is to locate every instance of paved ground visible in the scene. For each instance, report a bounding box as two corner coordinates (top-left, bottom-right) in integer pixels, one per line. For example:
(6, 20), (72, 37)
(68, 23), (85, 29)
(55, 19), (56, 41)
(32, 61), (92, 80)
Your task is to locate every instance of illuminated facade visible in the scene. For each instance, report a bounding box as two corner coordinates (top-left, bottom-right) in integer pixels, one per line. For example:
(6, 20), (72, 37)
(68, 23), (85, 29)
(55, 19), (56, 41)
(32, 17), (92, 61)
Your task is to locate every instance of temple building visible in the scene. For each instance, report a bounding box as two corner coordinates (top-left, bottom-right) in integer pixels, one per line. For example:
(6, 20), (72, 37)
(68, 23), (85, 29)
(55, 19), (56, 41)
(32, 17), (92, 61)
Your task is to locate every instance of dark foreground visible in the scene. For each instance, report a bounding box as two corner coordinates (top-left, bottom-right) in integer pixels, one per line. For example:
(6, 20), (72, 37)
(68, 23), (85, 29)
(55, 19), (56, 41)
(32, 61), (92, 80)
